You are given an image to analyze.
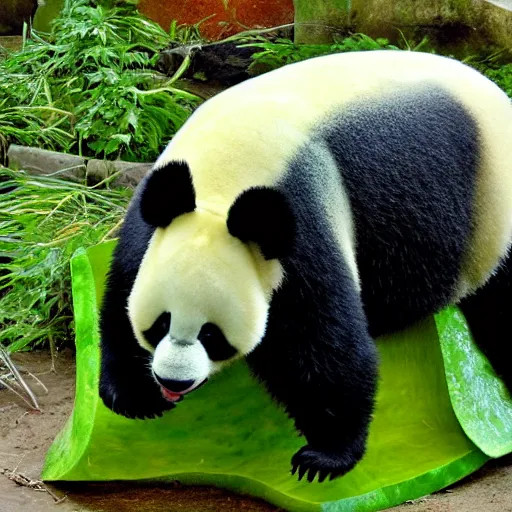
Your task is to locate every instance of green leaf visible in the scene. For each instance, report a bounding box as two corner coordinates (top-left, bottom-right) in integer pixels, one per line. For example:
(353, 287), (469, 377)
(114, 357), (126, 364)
(111, 133), (131, 145)
(103, 138), (121, 155)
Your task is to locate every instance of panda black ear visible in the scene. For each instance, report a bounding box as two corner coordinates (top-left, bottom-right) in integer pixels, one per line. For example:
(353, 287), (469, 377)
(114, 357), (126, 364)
(227, 187), (295, 260)
(139, 161), (196, 228)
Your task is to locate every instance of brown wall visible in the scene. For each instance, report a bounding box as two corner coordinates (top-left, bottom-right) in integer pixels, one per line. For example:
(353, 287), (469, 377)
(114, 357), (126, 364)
(138, 0), (294, 40)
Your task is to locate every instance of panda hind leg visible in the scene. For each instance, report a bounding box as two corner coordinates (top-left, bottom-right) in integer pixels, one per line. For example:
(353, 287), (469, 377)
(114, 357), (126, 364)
(458, 251), (512, 391)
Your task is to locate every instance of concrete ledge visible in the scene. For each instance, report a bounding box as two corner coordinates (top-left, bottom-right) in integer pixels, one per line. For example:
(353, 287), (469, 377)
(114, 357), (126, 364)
(7, 145), (87, 182)
(6, 144), (152, 189)
(87, 159), (152, 188)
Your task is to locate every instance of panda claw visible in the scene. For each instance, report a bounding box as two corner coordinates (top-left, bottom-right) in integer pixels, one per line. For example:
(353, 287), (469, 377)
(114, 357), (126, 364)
(307, 468), (318, 483)
(291, 443), (363, 483)
(318, 470), (329, 483)
(298, 465), (308, 481)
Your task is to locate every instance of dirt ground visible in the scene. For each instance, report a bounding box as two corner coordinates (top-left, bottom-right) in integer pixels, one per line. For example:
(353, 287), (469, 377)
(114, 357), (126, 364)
(1, 350), (511, 512)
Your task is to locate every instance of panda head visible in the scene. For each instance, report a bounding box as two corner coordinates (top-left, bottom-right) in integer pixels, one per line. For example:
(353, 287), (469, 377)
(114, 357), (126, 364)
(127, 161), (295, 403)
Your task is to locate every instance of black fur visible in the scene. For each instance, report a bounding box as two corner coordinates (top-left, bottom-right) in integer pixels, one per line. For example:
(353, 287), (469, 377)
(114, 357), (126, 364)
(322, 85), (479, 337)
(247, 86), (484, 482)
(99, 177), (174, 419)
(227, 187), (296, 260)
(140, 161), (196, 228)
(198, 323), (238, 362)
(459, 251), (512, 390)
(247, 143), (379, 483)
(142, 312), (171, 349)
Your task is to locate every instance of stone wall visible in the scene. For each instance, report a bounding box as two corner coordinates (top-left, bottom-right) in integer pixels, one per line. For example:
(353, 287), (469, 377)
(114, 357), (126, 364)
(350, 0), (512, 50)
(294, 0), (512, 51)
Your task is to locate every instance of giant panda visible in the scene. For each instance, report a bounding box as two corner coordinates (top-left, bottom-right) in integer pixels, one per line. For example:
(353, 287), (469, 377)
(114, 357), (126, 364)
(98, 50), (512, 483)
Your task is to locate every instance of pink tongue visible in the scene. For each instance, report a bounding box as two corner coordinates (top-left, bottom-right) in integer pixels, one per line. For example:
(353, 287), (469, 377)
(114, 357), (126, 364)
(161, 387), (182, 402)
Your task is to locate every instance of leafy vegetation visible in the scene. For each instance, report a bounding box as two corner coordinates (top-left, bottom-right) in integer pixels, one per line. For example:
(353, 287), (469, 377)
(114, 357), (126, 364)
(0, 0), (208, 355)
(258, 31), (512, 99)
(243, 33), (401, 71)
(0, 167), (131, 352)
(0, 0), (201, 163)
(168, 16), (214, 45)
(243, 33), (512, 99)
(485, 63), (512, 97)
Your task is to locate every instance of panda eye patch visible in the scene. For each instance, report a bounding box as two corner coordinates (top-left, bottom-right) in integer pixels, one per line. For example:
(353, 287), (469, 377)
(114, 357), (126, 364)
(198, 323), (237, 361)
(143, 312), (171, 348)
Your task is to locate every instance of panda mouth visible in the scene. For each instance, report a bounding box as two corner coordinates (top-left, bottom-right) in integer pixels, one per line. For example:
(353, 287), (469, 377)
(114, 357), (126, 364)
(160, 388), (184, 403)
(159, 378), (208, 403)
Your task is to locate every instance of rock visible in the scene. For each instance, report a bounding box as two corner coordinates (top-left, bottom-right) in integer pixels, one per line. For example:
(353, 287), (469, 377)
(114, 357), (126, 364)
(482, 0), (512, 50)
(7, 144), (86, 181)
(157, 42), (266, 87)
(6, 145), (152, 189)
(351, 0), (512, 51)
(293, 0), (512, 53)
(86, 159), (152, 189)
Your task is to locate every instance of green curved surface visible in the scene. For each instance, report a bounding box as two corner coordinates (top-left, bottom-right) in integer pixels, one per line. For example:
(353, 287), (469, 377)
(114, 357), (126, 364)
(436, 307), (512, 458)
(41, 241), (512, 511)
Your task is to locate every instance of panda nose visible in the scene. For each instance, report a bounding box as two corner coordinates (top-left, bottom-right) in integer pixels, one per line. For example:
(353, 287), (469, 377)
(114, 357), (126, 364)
(154, 374), (195, 393)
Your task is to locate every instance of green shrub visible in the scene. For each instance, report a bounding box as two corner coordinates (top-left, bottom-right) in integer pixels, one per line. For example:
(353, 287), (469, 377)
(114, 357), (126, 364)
(0, 168), (131, 352)
(481, 63), (512, 98)
(0, 0), (201, 163)
(243, 33), (512, 99)
(243, 33), (405, 73)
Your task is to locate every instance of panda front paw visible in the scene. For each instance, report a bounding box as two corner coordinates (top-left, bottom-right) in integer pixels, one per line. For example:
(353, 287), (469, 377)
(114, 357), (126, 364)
(99, 364), (175, 420)
(291, 444), (363, 483)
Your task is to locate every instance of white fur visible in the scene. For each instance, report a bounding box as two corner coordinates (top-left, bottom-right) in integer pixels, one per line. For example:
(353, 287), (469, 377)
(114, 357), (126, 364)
(152, 335), (212, 384)
(128, 210), (282, 383)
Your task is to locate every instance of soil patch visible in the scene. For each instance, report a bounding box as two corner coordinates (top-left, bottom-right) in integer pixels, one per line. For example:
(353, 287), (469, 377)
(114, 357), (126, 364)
(1, 350), (511, 512)
(0, 36), (24, 52)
